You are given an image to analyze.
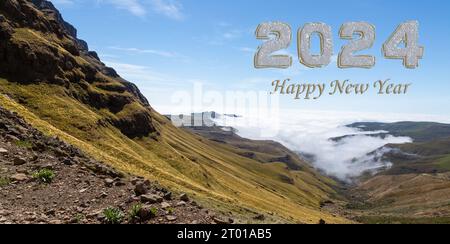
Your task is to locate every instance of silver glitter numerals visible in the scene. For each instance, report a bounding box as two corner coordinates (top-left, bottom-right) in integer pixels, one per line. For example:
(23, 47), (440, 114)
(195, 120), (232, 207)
(254, 21), (424, 69)
(383, 21), (424, 69)
(254, 22), (293, 69)
(298, 23), (333, 68)
(338, 22), (376, 68)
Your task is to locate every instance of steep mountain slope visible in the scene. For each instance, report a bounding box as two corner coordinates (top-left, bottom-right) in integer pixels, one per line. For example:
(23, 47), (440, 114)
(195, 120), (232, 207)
(0, 106), (215, 224)
(0, 0), (347, 223)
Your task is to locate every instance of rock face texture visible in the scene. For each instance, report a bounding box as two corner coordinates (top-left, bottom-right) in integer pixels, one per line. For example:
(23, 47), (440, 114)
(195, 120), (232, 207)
(0, 0), (155, 138)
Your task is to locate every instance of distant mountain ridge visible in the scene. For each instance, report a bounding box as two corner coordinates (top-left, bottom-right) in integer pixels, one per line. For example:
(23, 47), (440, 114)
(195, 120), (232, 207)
(348, 121), (450, 142)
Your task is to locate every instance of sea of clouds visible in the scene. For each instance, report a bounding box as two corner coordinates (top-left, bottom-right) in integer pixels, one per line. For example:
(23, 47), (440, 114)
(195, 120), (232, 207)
(213, 110), (450, 181)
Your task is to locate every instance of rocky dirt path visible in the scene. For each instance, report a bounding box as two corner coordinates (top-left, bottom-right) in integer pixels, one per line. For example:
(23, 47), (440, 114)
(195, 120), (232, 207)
(0, 106), (225, 224)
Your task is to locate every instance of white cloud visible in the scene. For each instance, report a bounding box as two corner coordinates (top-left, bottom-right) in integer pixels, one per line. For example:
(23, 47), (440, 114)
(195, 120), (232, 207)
(150, 0), (184, 20)
(98, 0), (147, 17)
(62, 0), (185, 19)
(108, 46), (178, 58)
(51, 0), (74, 5)
(104, 61), (185, 86)
(238, 47), (255, 53)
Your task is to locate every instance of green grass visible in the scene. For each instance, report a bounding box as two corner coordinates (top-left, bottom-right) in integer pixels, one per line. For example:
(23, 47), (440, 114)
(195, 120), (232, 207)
(436, 155), (450, 171)
(149, 207), (158, 217)
(15, 140), (33, 149)
(167, 207), (175, 215)
(0, 177), (10, 187)
(103, 207), (124, 224)
(128, 204), (142, 222)
(32, 169), (55, 183)
(73, 214), (85, 224)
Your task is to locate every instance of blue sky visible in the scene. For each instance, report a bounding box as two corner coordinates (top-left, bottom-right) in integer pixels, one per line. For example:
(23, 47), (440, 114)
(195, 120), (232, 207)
(51, 0), (450, 116)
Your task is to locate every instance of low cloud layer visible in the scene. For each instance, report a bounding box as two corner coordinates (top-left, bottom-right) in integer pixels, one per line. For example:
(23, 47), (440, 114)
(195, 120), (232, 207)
(215, 110), (421, 181)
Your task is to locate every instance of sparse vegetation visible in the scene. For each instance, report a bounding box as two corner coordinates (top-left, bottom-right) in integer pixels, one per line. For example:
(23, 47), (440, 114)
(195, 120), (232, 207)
(33, 169), (55, 183)
(73, 214), (85, 224)
(167, 207), (175, 215)
(103, 207), (124, 224)
(150, 207), (158, 216)
(0, 177), (10, 187)
(15, 140), (33, 148)
(128, 204), (142, 222)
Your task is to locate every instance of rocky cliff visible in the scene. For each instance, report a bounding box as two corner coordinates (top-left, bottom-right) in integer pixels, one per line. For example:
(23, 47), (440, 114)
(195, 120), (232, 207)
(0, 0), (154, 138)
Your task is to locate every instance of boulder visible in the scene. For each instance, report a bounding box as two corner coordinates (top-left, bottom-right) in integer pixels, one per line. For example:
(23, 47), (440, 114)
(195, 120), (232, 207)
(134, 182), (148, 196)
(180, 193), (189, 202)
(13, 156), (27, 166)
(10, 173), (28, 182)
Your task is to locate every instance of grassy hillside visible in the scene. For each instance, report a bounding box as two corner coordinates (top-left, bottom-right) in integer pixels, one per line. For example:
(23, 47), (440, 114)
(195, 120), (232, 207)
(0, 79), (350, 223)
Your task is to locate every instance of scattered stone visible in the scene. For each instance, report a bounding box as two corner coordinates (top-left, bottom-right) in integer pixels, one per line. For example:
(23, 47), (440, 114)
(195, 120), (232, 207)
(254, 214), (265, 221)
(180, 193), (189, 202)
(163, 192), (172, 200)
(10, 173), (28, 182)
(134, 183), (148, 196)
(104, 178), (114, 187)
(13, 156), (27, 166)
(176, 201), (187, 207)
(61, 158), (73, 166)
(166, 215), (177, 222)
(46, 209), (56, 216)
(131, 178), (140, 185)
(213, 216), (230, 224)
(138, 205), (157, 221)
(48, 220), (63, 225)
(161, 202), (171, 209)
(114, 180), (126, 187)
(140, 194), (163, 204)
(0, 148), (8, 156)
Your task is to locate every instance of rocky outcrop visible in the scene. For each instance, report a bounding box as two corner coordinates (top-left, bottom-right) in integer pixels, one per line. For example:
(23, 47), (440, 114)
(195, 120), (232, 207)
(0, 0), (155, 138)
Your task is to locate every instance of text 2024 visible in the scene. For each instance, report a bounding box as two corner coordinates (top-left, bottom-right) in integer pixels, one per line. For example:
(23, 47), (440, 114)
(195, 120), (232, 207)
(254, 21), (424, 69)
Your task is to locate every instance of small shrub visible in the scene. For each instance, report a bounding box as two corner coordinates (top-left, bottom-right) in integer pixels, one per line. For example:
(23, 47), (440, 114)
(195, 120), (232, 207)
(15, 140), (33, 148)
(150, 207), (158, 217)
(33, 169), (55, 183)
(128, 204), (142, 222)
(74, 214), (85, 224)
(167, 207), (175, 215)
(0, 177), (10, 187)
(103, 207), (123, 224)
